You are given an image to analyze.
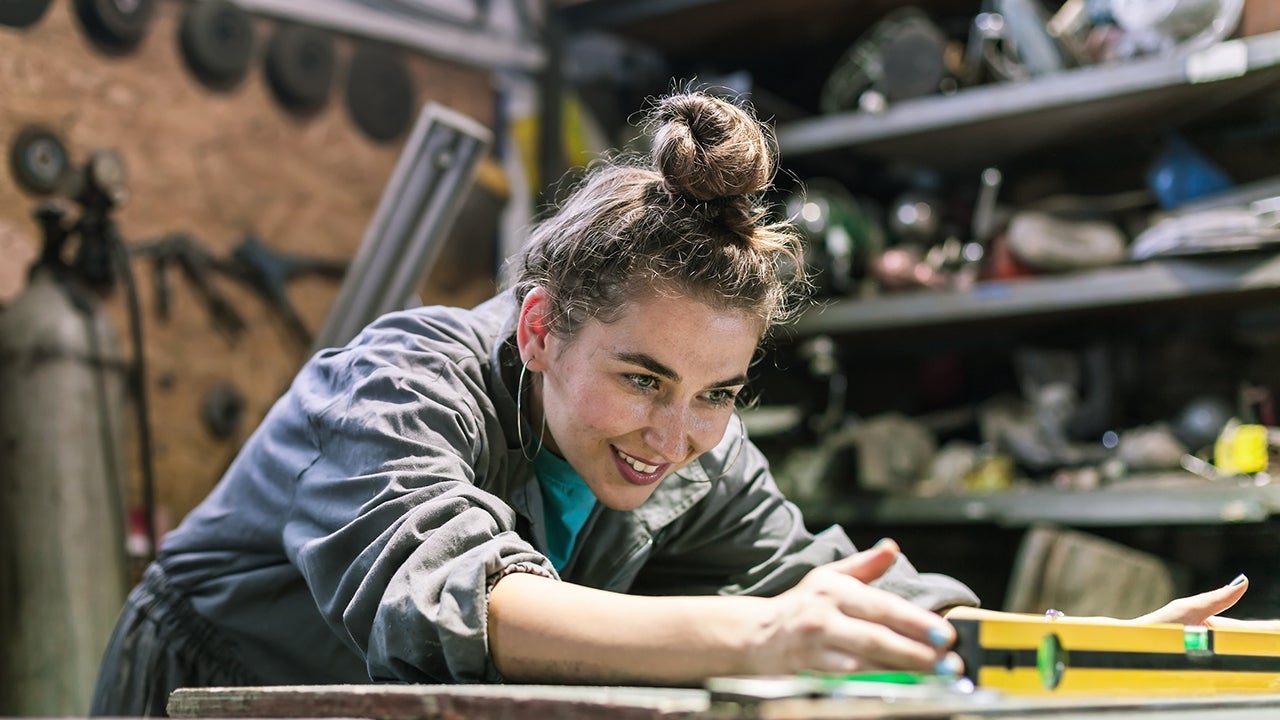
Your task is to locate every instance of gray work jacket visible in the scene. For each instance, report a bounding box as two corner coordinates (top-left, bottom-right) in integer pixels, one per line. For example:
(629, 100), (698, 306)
(157, 291), (978, 686)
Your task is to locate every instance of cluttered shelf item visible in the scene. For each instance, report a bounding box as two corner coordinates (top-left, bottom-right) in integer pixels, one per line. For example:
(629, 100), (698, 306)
(953, 614), (1280, 696)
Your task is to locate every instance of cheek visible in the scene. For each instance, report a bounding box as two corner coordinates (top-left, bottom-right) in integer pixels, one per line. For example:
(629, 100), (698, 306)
(691, 411), (732, 449)
(559, 380), (645, 435)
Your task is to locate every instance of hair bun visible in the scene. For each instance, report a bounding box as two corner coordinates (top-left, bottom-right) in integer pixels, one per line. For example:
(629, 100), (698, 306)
(650, 91), (775, 203)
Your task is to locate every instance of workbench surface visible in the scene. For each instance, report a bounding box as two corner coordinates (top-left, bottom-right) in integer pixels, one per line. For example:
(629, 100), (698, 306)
(167, 683), (1280, 720)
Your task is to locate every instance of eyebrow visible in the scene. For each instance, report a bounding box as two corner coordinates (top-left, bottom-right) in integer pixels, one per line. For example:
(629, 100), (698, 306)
(614, 351), (748, 389)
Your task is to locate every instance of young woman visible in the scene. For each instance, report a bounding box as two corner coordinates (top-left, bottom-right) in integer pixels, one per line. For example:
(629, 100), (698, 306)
(90, 90), (1259, 716)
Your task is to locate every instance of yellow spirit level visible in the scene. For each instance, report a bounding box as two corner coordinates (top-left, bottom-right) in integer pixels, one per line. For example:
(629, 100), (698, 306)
(953, 615), (1280, 695)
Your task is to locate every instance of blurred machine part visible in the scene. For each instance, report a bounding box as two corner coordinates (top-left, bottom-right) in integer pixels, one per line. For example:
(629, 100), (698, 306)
(179, 0), (257, 91)
(264, 24), (337, 115)
(0, 259), (129, 715)
(1213, 420), (1270, 475)
(232, 0), (542, 72)
(1173, 394), (1234, 452)
(871, 244), (949, 290)
(964, 0), (1071, 83)
(0, 152), (138, 715)
(1129, 199), (1280, 260)
(311, 102), (492, 352)
(73, 0), (156, 54)
(971, 167), (1005, 246)
(344, 41), (416, 142)
(797, 335), (847, 437)
(1111, 0), (1244, 53)
(8, 124), (70, 196)
(992, 0), (1071, 75)
(0, 0), (51, 28)
(888, 189), (942, 246)
(784, 179), (884, 297)
(1147, 133), (1235, 209)
(850, 413), (938, 494)
(820, 7), (952, 114)
(1005, 209), (1127, 272)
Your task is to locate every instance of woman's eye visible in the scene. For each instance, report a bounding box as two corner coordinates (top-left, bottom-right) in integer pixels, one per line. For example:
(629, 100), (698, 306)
(705, 389), (738, 407)
(627, 374), (657, 390)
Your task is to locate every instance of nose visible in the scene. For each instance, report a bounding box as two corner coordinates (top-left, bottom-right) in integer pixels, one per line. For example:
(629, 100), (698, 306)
(643, 401), (693, 464)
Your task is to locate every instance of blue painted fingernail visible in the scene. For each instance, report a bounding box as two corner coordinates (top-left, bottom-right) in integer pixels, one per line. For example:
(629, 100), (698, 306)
(934, 653), (963, 677)
(1230, 573), (1248, 587)
(927, 625), (953, 649)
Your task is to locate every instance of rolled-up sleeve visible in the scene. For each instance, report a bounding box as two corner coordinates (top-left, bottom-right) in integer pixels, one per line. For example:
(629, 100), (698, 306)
(283, 334), (554, 683)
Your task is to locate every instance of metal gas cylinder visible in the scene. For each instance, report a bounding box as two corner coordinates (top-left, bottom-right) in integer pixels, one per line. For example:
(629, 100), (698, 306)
(0, 264), (129, 714)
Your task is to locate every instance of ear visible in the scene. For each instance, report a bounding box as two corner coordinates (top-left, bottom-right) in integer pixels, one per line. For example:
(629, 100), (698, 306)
(517, 287), (552, 372)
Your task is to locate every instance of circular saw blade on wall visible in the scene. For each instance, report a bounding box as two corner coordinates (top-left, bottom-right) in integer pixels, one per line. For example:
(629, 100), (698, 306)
(264, 23), (336, 116)
(0, 0), (52, 29)
(344, 41), (415, 143)
(8, 124), (70, 196)
(73, 0), (156, 54)
(179, 0), (256, 90)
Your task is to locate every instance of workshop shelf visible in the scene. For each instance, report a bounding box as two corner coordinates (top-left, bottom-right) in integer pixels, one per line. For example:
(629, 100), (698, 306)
(775, 30), (1280, 172)
(801, 476), (1280, 528)
(792, 252), (1280, 339)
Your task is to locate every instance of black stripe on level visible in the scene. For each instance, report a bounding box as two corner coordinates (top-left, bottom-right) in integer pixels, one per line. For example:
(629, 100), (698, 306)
(972, 648), (1280, 672)
(950, 620), (1280, 680)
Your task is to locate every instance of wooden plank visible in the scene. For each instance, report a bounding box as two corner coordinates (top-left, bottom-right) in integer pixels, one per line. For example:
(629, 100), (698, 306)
(168, 684), (712, 720)
(167, 683), (1280, 720)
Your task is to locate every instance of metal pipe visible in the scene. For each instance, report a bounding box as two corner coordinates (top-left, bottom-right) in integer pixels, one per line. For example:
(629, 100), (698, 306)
(312, 102), (493, 353)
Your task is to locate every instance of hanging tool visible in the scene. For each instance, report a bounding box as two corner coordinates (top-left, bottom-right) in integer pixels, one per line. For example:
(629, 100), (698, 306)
(73, 0), (156, 54)
(132, 233), (247, 341)
(264, 23), (336, 115)
(8, 124), (70, 195)
(133, 232), (346, 348)
(226, 234), (346, 347)
(0, 0), (52, 28)
(179, 0), (256, 90)
(344, 41), (415, 142)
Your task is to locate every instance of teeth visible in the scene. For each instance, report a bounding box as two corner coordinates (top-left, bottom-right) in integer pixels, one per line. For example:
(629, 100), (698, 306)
(617, 449), (659, 474)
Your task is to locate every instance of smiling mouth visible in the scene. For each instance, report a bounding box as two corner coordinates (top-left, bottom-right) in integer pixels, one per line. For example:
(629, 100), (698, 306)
(615, 447), (660, 474)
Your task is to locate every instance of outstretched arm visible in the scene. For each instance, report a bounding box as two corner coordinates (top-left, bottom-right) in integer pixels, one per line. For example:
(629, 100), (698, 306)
(487, 539), (962, 685)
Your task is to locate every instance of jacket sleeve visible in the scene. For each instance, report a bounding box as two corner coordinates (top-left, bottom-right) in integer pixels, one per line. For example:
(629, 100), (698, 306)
(632, 432), (980, 612)
(282, 332), (555, 684)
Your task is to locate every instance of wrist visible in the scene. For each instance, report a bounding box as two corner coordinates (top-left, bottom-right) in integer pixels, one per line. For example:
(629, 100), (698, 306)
(693, 595), (778, 677)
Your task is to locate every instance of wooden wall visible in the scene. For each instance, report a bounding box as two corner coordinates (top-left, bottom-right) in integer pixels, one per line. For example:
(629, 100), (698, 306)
(0, 0), (502, 536)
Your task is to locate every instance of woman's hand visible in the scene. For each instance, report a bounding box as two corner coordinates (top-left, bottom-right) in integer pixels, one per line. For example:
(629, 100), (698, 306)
(744, 539), (962, 677)
(1133, 574), (1249, 625)
(1132, 574), (1280, 630)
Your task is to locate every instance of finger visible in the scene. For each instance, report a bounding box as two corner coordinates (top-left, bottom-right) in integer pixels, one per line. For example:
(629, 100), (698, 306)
(826, 538), (900, 583)
(1204, 616), (1280, 631)
(1135, 574), (1249, 624)
(819, 615), (967, 678)
(825, 575), (957, 652)
(819, 614), (944, 673)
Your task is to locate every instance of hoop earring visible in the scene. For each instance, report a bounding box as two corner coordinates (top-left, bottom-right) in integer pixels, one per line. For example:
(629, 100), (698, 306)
(693, 410), (746, 483)
(516, 361), (547, 462)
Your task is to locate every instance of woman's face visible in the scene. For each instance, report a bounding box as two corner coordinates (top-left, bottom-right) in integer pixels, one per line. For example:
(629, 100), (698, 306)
(523, 290), (760, 511)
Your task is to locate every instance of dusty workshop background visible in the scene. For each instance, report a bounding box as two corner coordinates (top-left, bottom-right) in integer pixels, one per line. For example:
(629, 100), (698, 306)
(0, 0), (502, 533)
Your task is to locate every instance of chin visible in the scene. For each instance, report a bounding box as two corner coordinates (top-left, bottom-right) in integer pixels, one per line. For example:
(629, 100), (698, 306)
(596, 487), (656, 513)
